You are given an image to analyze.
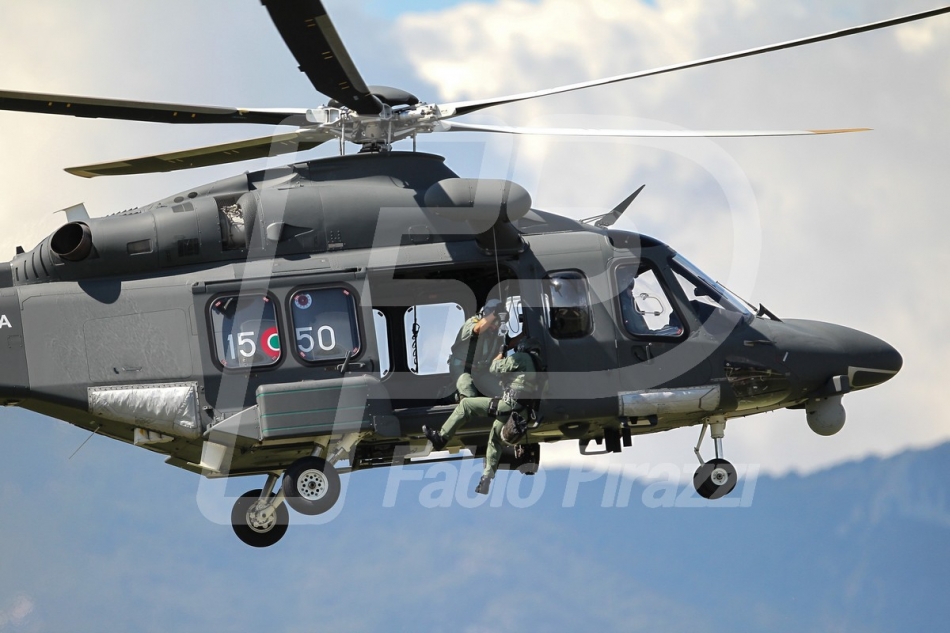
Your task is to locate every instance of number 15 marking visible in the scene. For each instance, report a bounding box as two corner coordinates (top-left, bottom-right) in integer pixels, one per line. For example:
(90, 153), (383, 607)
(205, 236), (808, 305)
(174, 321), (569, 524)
(226, 331), (257, 359)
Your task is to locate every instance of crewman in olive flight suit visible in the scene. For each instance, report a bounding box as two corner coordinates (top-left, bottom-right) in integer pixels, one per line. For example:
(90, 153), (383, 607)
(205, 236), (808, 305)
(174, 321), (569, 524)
(447, 299), (504, 399)
(425, 337), (542, 495)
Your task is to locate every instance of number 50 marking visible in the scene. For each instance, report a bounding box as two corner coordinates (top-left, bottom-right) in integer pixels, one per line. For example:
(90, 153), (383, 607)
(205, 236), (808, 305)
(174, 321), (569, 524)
(296, 326), (336, 353)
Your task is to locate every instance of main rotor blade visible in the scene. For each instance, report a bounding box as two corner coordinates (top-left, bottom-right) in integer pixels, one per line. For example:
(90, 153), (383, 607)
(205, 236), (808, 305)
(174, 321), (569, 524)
(262, 0), (382, 115)
(440, 122), (871, 137)
(65, 129), (335, 178)
(0, 89), (308, 126)
(439, 5), (950, 118)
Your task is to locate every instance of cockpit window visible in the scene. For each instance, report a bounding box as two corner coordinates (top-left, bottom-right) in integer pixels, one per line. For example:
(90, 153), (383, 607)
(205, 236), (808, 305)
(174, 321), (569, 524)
(616, 263), (684, 338)
(671, 255), (754, 321)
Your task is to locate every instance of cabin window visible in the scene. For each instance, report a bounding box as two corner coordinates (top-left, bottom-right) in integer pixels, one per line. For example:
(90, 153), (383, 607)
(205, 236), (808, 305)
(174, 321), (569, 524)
(289, 288), (360, 364)
(209, 294), (282, 368)
(505, 295), (524, 338)
(373, 309), (391, 378)
(404, 303), (466, 375)
(616, 263), (683, 338)
(543, 271), (592, 339)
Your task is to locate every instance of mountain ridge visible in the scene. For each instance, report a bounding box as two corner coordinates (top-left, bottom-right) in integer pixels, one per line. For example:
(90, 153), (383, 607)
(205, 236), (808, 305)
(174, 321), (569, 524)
(1, 418), (947, 632)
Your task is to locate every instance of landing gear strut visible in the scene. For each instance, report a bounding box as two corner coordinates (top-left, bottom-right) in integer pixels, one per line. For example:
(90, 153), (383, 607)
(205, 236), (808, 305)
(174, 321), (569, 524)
(232, 433), (366, 546)
(280, 432), (365, 516)
(692, 417), (738, 500)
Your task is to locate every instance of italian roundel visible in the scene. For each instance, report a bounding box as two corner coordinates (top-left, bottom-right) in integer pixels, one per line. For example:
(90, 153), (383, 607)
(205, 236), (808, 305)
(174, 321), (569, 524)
(294, 293), (313, 310)
(260, 326), (281, 359)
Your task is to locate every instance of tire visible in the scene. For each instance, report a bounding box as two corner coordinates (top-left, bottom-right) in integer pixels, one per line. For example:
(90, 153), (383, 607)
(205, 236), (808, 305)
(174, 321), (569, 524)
(231, 489), (289, 548)
(282, 456), (341, 516)
(693, 458), (738, 500)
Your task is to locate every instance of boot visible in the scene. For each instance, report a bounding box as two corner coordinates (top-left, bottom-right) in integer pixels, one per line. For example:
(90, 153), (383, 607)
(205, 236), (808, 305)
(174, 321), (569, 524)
(475, 475), (492, 495)
(423, 425), (447, 451)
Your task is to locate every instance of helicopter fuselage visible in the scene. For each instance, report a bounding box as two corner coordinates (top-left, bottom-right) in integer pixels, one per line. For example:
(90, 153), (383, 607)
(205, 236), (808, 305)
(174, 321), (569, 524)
(0, 151), (901, 479)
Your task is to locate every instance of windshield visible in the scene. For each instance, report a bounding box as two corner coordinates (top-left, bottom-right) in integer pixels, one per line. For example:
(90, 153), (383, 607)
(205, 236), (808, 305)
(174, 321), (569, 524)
(671, 255), (754, 320)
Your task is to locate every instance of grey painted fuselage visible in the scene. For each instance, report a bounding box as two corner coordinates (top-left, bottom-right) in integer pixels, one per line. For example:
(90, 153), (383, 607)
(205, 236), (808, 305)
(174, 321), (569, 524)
(0, 151), (901, 476)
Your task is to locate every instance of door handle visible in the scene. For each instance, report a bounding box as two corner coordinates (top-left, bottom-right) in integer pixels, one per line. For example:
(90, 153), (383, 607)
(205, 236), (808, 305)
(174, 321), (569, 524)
(631, 343), (653, 363)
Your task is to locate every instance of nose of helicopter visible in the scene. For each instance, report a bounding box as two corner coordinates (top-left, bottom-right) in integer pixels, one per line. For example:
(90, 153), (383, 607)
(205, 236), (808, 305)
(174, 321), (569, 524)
(827, 323), (902, 388)
(776, 319), (902, 393)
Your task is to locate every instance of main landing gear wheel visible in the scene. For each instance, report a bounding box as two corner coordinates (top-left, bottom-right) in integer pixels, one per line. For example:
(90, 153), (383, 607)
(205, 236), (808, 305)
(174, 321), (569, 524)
(282, 456), (341, 515)
(693, 458), (738, 500)
(232, 489), (289, 548)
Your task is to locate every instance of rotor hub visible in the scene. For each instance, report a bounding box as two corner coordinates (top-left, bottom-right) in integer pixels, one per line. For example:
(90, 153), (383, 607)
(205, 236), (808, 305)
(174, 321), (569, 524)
(327, 85), (419, 110)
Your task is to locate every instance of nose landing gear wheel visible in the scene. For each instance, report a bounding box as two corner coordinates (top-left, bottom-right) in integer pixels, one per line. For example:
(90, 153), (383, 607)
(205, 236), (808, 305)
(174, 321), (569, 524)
(693, 458), (738, 500)
(231, 489), (289, 548)
(283, 456), (341, 515)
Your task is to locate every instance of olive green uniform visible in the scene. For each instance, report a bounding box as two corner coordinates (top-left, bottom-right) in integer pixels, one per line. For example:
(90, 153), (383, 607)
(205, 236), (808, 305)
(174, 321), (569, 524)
(438, 351), (537, 479)
(448, 316), (502, 398)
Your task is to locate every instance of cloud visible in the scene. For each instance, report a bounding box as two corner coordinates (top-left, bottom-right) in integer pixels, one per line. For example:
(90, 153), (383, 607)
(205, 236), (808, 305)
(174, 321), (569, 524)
(894, 17), (950, 53)
(0, 595), (35, 630)
(394, 0), (950, 475)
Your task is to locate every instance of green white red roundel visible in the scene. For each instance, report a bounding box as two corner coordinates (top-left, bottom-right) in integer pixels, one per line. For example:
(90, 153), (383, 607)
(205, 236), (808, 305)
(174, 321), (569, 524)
(260, 327), (280, 359)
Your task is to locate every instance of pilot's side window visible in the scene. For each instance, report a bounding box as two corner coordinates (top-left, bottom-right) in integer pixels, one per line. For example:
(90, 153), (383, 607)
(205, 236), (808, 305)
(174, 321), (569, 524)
(290, 288), (361, 364)
(543, 271), (592, 339)
(616, 264), (683, 338)
(209, 294), (282, 369)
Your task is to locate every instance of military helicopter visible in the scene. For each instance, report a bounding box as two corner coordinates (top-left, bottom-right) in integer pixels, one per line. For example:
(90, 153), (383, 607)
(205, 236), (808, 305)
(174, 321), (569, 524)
(0, 1), (939, 547)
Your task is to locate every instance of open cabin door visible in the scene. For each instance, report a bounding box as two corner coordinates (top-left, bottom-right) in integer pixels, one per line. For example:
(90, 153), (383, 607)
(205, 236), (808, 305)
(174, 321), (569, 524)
(369, 260), (520, 409)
